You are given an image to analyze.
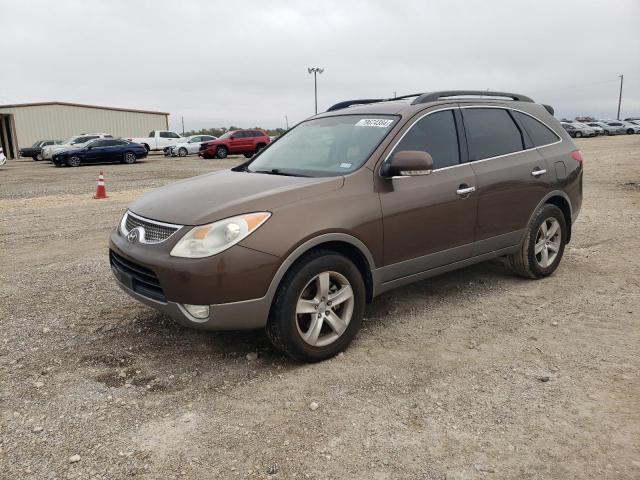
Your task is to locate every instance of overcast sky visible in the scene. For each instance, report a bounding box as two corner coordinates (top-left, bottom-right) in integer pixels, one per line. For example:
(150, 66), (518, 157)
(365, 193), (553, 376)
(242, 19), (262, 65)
(2, 0), (639, 131)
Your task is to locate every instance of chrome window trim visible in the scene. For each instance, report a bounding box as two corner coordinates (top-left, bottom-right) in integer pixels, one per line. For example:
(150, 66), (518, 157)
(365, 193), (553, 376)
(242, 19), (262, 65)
(380, 104), (563, 178)
(119, 210), (183, 244)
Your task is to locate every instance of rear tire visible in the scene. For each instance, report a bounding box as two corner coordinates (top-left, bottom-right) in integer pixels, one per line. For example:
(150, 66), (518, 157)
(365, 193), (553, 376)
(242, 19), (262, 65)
(509, 204), (567, 279)
(243, 153), (253, 158)
(66, 156), (81, 167)
(216, 146), (228, 159)
(256, 143), (266, 153)
(123, 152), (137, 164)
(266, 250), (366, 362)
(627, 129), (634, 135)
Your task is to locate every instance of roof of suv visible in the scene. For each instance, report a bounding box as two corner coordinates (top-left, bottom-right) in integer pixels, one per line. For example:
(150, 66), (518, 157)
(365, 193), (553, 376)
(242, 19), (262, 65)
(318, 90), (554, 117)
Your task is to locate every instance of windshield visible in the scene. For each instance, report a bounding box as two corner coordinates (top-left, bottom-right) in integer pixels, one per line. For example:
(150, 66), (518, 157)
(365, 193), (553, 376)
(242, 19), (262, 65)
(218, 131), (236, 140)
(32, 141), (42, 147)
(247, 115), (398, 177)
(60, 137), (77, 145)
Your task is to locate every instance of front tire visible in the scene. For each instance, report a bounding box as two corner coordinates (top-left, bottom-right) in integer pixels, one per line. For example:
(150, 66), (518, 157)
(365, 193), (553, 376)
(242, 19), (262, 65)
(216, 146), (228, 159)
(627, 129), (634, 135)
(178, 147), (187, 157)
(574, 131), (582, 138)
(35, 153), (43, 161)
(266, 250), (366, 362)
(66, 156), (81, 167)
(509, 204), (567, 279)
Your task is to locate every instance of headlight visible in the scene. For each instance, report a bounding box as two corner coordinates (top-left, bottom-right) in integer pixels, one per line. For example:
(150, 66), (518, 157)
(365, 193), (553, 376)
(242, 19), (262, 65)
(170, 212), (271, 258)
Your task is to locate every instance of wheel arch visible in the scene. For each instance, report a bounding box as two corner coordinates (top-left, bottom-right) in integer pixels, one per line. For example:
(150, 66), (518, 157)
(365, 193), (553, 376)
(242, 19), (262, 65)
(527, 191), (573, 244)
(266, 234), (377, 307)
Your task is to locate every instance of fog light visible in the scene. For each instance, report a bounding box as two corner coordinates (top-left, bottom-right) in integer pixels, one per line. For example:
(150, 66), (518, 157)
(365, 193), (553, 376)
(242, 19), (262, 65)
(183, 304), (210, 319)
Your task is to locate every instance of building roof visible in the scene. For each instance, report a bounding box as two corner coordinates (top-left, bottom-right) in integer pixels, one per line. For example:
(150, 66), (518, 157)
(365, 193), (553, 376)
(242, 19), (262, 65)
(0, 101), (169, 116)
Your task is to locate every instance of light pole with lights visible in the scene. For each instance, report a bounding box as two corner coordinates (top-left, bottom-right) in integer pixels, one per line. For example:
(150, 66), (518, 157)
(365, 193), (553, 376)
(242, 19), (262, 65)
(307, 67), (324, 114)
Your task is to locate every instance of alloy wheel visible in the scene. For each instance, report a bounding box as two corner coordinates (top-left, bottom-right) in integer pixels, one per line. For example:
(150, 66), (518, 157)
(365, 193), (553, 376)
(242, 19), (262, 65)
(295, 271), (354, 347)
(534, 218), (561, 268)
(125, 153), (136, 164)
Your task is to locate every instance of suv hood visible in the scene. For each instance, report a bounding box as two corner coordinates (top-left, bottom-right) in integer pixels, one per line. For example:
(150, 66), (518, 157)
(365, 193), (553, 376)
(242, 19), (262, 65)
(129, 169), (344, 226)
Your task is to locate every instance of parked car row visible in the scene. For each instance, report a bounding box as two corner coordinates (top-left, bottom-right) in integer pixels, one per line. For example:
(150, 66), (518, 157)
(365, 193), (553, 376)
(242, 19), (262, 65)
(163, 135), (218, 157)
(560, 118), (640, 138)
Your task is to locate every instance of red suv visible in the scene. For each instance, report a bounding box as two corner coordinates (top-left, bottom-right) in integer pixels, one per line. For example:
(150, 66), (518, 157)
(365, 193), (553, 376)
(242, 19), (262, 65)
(199, 129), (270, 159)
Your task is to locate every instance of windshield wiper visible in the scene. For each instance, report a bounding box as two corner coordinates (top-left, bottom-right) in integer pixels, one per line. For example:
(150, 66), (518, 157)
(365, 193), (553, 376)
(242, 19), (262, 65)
(251, 168), (309, 177)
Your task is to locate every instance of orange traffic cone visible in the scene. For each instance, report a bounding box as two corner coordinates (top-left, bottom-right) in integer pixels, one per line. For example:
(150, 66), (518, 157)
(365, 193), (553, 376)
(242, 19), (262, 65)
(94, 170), (109, 199)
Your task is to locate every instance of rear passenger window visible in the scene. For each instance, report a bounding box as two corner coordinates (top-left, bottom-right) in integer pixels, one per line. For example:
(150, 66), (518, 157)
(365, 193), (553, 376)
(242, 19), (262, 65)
(512, 111), (559, 147)
(394, 110), (460, 169)
(463, 108), (524, 161)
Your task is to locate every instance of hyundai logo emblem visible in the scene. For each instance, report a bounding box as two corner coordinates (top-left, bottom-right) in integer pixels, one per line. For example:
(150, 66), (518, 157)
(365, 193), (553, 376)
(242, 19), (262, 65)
(127, 227), (144, 243)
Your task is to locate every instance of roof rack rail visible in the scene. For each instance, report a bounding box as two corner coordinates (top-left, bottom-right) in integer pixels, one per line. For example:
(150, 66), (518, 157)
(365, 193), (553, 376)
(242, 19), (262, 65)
(411, 90), (534, 104)
(326, 99), (385, 112)
(326, 93), (425, 112)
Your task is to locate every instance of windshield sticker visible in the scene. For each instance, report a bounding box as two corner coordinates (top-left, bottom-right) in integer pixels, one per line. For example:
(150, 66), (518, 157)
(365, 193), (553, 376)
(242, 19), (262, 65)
(355, 118), (394, 128)
(339, 162), (353, 169)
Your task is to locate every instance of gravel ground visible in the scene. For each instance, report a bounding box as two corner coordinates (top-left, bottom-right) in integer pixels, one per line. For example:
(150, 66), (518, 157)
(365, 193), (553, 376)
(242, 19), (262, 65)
(1, 138), (639, 480)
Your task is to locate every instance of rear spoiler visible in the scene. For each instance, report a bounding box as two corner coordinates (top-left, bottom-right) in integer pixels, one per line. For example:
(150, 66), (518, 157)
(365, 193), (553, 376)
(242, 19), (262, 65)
(543, 104), (555, 116)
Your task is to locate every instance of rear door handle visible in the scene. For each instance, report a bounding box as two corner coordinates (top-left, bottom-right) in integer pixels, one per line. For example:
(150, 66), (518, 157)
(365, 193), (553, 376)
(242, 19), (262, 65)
(531, 168), (547, 177)
(456, 185), (476, 196)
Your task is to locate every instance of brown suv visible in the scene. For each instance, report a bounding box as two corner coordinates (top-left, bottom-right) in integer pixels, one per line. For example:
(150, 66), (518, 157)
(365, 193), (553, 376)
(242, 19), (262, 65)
(110, 90), (583, 362)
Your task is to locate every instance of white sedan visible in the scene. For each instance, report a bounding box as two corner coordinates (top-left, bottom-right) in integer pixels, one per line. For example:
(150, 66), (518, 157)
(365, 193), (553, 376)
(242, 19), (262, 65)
(163, 135), (217, 157)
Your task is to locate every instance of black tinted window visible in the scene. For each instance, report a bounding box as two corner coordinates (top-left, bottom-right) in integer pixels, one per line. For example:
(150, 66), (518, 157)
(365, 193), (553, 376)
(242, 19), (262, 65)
(463, 108), (524, 161)
(159, 131), (171, 138)
(512, 111), (559, 147)
(393, 110), (460, 169)
(90, 140), (108, 147)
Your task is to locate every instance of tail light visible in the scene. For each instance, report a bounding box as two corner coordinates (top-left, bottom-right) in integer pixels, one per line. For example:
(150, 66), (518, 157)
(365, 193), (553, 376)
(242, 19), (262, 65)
(570, 150), (583, 165)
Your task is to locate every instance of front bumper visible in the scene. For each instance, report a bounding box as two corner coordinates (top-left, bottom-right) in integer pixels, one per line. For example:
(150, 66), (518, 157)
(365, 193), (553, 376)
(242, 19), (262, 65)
(111, 268), (271, 330)
(108, 228), (280, 330)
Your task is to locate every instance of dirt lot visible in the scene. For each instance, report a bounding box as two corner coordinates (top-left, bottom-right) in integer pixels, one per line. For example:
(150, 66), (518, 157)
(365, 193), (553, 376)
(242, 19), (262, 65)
(1, 137), (639, 480)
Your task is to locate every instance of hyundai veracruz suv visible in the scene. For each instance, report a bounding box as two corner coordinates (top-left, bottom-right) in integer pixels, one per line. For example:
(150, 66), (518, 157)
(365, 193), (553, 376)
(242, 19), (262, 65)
(110, 90), (583, 362)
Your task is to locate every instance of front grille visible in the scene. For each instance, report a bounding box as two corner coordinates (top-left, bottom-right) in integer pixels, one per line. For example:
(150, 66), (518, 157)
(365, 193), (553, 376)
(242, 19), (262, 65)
(123, 212), (181, 244)
(110, 251), (166, 302)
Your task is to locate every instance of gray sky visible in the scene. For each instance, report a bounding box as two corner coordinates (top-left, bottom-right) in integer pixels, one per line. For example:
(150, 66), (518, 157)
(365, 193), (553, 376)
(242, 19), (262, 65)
(2, 0), (639, 131)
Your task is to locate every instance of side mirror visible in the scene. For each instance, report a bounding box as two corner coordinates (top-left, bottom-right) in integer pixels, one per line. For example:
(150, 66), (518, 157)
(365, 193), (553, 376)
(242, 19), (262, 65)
(230, 136), (235, 140)
(381, 150), (433, 177)
(87, 146), (93, 150)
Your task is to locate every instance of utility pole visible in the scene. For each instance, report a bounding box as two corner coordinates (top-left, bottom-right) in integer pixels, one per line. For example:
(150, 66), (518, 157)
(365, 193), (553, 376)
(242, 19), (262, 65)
(285, 115), (289, 130)
(307, 67), (324, 114)
(617, 74), (624, 120)
(181, 116), (185, 135)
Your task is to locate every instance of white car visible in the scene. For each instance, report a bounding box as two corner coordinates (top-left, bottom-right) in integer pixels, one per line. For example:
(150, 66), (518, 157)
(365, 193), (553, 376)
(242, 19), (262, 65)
(600, 120), (640, 135)
(42, 133), (113, 160)
(0, 147), (6, 166)
(163, 135), (217, 157)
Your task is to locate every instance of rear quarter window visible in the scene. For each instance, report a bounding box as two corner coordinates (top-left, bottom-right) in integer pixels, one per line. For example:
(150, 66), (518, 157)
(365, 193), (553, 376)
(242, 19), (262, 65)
(512, 111), (560, 147)
(462, 108), (524, 161)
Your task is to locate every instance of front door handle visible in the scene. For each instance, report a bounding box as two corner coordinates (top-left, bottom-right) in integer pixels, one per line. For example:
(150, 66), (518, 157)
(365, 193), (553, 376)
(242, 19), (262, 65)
(456, 185), (476, 196)
(531, 168), (547, 177)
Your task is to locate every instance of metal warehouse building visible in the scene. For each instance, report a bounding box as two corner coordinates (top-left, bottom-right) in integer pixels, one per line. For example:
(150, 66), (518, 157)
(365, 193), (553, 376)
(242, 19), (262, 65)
(0, 102), (169, 159)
